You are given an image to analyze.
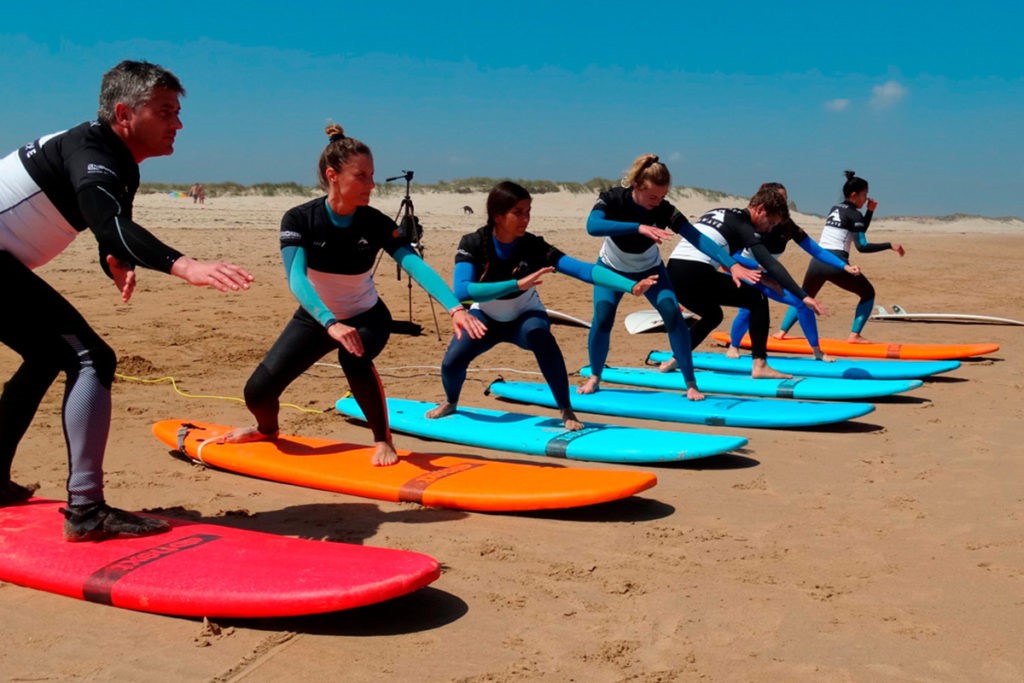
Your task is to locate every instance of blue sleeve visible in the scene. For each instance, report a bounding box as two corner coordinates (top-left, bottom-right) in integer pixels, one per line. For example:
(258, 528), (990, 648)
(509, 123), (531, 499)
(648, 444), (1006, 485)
(586, 209), (640, 237)
(555, 254), (635, 293)
(283, 245), (337, 328)
(795, 234), (849, 269)
(455, 260), (521, 301)
(677, 222), (738, 268)
(730, 250), (760, 269)
(852, 231), (892, 254)
(392, 244), (462, 310)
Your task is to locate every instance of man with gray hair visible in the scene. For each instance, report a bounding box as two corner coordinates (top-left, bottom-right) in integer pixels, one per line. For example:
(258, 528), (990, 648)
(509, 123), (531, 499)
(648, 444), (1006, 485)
(0, 60), (254, 541)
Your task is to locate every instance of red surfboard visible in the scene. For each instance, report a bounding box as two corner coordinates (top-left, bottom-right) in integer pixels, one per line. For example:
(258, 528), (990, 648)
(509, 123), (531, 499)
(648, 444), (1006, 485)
(0, 499), (440, 618)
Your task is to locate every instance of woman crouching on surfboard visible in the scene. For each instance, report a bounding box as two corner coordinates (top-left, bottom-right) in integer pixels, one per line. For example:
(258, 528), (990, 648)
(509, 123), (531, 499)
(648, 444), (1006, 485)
(579, 153), (761, 399)
(220, 123), (486, 465)
(425, 181), (656, 430)
(775, 170), (905, 343)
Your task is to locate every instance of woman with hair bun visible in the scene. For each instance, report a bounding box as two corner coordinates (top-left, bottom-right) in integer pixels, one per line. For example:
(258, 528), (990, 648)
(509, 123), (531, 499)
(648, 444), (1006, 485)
(579, 153), (761, 400)
(426, 180), (657, 430)
(775, 170), (905, 343)
(220, 123), (486, 466)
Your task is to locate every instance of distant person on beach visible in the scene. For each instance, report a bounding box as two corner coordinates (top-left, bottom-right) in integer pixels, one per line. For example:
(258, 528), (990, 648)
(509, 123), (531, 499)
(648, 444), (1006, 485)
(425, 181), (657, 430)
(0, 60), (254, 541)
(775, 170), (904, 343)
(193, 182), (205, 205)
(219, 123), (486, 466)
(723, 182), (860, 362)
(661, 188), (825, 378)
(578, 153), (761, 399)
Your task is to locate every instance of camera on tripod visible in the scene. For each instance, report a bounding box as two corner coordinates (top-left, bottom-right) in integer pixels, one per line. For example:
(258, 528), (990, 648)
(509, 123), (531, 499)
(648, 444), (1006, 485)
(386, 170), (424, 249)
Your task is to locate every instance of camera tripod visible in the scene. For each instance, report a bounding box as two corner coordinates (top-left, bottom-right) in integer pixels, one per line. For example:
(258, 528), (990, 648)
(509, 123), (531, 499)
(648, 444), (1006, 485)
(379, 170), (441, 338)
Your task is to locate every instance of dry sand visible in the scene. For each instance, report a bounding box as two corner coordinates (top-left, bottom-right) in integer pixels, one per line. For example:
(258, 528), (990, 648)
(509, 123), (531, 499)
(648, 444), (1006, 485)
(1, 190), (1022, 681)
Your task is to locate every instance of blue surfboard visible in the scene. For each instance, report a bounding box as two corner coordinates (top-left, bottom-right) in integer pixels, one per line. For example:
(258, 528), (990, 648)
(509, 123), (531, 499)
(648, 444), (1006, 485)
(486, 380), (874, 429)
(646, 350), (960, 380)
(581, 365), (922, 400)
(336, 396), (747, 463)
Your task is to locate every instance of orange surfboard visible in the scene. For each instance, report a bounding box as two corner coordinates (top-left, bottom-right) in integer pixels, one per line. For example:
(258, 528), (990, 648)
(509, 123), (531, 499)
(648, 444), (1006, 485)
(153, 420), (656, 512)
(713, 332), (999, 361)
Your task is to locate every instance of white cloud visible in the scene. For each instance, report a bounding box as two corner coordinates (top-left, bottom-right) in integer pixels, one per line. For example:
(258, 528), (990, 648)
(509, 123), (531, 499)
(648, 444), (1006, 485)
(825, 98), (851, 112)
(870, 80), (908, 109)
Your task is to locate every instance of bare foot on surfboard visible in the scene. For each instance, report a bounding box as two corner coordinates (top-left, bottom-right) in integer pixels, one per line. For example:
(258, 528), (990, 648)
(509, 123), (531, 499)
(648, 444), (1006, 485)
(560, 407), (585, 431)
(217, 426), (278, 444)
(372, 441), (399, 467)
(578, 376), (600, 394)
(772, 330), (789, 340)
(847, 333), (871, 343)
(725, 346), (741, 359)
(751, 359), (793, 380)
(425, 402), (456, 419)
(658, 358), (678, 373)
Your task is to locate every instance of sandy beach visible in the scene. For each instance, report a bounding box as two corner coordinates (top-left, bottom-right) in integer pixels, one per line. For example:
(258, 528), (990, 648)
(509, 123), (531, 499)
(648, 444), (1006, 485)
(2, 189), (1022, 681)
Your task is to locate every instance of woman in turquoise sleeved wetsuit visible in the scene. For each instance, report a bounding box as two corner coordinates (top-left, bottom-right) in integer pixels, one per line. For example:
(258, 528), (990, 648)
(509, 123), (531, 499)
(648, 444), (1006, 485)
(425, 181), (655, 430)
(219, 124), (486, 466)
(775, 171), (905, 343)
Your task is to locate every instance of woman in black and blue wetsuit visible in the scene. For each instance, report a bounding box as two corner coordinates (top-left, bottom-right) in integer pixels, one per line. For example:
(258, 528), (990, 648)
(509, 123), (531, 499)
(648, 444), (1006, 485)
(578, 154), (760, 400)
(776, 170), (904, 343)
(220, 124), (486, 466)
(664, 188), (824, 378)
(726, 182), (862, 361)
(425, 181), (656, 430)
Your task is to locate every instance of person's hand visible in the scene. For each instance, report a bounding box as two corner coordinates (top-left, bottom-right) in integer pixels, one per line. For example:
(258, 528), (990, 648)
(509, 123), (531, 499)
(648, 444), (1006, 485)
(728, 262), (761, 287)
(631, 274), (658, 297)
(803, 296), (827, 316)
(170, 256), (255, 291)
(517, 266), (555, 290)
(638, 224), (675, 244)
(106, 255), (137, 303)
(867, 198), (878, 211)
(891, 242), (905, 257)
(844, 264), (862, 275)
(451, 307), (487, 339)
(327, 322), (364, 356)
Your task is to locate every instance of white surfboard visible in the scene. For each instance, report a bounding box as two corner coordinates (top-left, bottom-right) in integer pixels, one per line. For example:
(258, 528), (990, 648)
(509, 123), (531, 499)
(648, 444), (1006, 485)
(545, 308), (591, 328)
(871, 305), (1024, 327)
(624, 309), (696, 334)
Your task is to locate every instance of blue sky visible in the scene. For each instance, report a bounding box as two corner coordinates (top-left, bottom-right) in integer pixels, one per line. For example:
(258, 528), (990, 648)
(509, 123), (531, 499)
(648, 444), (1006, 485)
(2, 1), (1021, 217)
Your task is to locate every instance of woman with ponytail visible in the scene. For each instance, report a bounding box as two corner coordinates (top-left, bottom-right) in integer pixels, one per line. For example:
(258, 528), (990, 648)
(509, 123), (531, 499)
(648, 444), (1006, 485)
(775, 170), (905, 343)
(220, 123), (486, 466)
(580, 153), (761, 399)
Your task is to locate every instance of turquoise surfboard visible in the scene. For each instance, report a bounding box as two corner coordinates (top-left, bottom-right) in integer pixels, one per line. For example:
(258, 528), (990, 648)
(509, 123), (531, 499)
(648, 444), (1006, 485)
(646, 351), (960, 380)
(486, 380), (874, 429)
(336, 396), (747, 463)
(581, 365), (922, 400)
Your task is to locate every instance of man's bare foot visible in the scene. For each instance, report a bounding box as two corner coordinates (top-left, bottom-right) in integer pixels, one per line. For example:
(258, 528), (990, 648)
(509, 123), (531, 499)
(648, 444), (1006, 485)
(372, 441), (399, 467)
(425, 402), (456, 419)
(772, 330), (789, 340)
(812, 348), (837, 362)
(751, 358), (793, 379)
(685, 386), (705, 401)
(578, 375), (601, 394)
(217, 426), (278, 444)
(560, 407), (585, 431)
(658, 358), (678, 373)
(847, 333), (869, 343)
(725, 345), (741, 359)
